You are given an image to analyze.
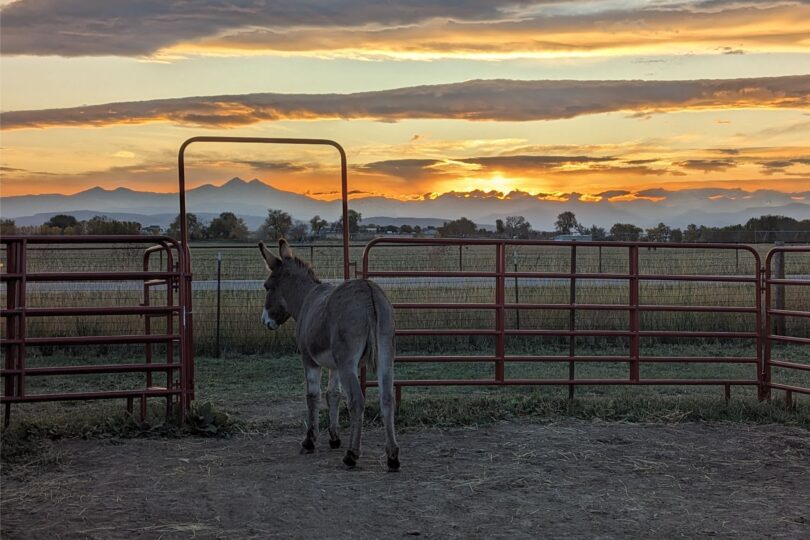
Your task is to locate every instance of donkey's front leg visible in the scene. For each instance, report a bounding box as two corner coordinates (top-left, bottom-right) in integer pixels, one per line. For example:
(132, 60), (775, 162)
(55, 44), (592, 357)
(326, 369), (342, 449)
(301, 362), (322, 454)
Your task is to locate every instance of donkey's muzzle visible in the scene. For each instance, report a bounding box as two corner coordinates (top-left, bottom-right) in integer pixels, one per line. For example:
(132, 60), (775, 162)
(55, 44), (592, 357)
(261, 309), (279, 330)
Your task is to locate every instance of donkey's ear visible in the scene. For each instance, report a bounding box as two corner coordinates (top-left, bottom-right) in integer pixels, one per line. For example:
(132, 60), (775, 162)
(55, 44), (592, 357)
(278, 238), (294, 259)
(258, 241), (281, 271)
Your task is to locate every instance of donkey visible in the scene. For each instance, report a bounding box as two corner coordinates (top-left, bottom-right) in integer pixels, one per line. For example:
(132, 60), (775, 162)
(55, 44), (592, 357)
(258, 239), (400, 471)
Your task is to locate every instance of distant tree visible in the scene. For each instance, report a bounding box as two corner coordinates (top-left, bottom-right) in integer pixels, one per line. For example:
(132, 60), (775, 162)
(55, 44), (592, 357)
(1, 219), (16, 236)
(438, 217), (477, 237)
(554, 211), (579, 234)
(260, 209), (292, 240)
(46, 214), (79, 230)
(336, 210), (362, 235)
(399, 224), (413, 234)
(288, 221), (309, 242)
(168, 213), (205, 241)
(84, 215), (141, 235)
(683, 224), (701, 242)
(589, 225), (607, 241)
(504, 215), (532, 238)
(495, 219), (505, 236)
(670, 228), (683, 243)
(610, 223), (643, 241)
(309, 215), (329, 238)
(745, 215), (798, 232)
(207, 212), (249, 241)
(413, 225), (422, 235)
(645, 222), (672, 242)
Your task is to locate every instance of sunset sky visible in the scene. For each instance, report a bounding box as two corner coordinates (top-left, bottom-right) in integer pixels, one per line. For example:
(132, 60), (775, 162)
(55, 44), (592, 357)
(1, 0), (809, 205)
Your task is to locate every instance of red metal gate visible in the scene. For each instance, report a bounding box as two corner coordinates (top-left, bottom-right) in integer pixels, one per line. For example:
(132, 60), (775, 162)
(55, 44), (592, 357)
(763, 246), (810, 405)
(361, 238), (769, 399)
(1, 235), (193, 423)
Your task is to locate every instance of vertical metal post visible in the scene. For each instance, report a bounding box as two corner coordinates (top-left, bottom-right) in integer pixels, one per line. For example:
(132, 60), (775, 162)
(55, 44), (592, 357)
(629, 246), (641, 382)
(17, 239), (27, 403)
(216, 251), (222, 358)
(762, 252), (773, 400)
(773, 242), (785, 336)
(513, 249), (520, 330)
(3, 240), (19, 426)
(495, 243), (505, 382)
(598, 245), (603, 274)
(568, 244), (577, 400)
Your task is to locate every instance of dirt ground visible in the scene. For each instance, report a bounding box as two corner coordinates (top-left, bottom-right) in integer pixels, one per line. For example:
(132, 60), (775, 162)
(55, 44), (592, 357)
(2, 403), (809, 540)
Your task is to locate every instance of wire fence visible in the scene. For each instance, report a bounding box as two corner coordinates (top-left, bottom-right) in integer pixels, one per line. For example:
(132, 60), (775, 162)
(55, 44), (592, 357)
(2, 241), (808, 360)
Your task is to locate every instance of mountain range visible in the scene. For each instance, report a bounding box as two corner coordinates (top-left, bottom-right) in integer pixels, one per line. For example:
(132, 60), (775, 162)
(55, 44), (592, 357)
(2, 178), (809, 230)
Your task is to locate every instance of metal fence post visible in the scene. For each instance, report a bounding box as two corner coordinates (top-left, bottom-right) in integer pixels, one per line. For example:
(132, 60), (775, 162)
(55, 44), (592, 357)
(568, 244), (577, 400)
(495, 243), (505, 383)
(598, 245), (603, 274)
(216, 251), (222, 358)
(513, 249), (520, 330)
(629, 246), (641, 381)
(773, 241), (785, 336)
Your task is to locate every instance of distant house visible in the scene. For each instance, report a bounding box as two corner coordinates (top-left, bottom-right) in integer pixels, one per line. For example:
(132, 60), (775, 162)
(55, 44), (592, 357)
(553, 234), (592, 242)
(141, 225), (163, 235)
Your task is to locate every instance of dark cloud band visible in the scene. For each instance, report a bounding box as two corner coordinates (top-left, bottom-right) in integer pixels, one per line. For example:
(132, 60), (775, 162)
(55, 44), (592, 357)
(3, 76), (808, 130)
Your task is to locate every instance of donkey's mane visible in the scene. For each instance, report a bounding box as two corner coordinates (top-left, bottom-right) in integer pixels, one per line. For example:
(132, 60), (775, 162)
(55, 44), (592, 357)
(286, 256), (321, 283)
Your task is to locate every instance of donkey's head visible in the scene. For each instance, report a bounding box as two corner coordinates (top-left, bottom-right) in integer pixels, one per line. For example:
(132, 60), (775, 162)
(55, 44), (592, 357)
(257, 238), (319, 330)
(257, 239), (294, 330)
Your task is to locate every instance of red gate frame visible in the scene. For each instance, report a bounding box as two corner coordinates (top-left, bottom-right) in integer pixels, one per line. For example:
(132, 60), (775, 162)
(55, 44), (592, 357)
(361, 238), (773, 399)
(177, 136), (351, 280)
(763, 246), (810, 405)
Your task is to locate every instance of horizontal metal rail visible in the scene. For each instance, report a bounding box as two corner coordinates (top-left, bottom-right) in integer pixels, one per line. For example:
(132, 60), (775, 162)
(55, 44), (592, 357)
(3, 306), (181, 317)
(364, 379), (759, 387)
(1, 271), (178, 282)
(1, 363), (181, 376)
(0, 388), (178, 404)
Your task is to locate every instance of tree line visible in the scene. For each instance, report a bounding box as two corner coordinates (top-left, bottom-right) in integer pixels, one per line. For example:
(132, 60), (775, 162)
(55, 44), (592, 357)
(1, 214), (143, 236)
(436, 211), (810, 242)
(2, 210), (808, 243)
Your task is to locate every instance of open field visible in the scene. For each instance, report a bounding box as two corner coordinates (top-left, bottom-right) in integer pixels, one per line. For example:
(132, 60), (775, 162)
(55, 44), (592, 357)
(2, 354), (809, 538)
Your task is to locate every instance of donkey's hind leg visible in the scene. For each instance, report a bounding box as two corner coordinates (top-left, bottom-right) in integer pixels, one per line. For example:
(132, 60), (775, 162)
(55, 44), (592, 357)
(301, 361), (321, 454)
(377, 338), (400, 471)
(337, 364), (365, 468)
(326, 369), (342, 449)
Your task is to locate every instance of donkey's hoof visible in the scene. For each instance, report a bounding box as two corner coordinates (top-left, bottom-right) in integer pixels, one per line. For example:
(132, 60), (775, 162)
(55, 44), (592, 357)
(387, 457), (401, 472)
(343, 450), (359, 468)
(300, 438), (316, 454)
(329, 438), (342, 449)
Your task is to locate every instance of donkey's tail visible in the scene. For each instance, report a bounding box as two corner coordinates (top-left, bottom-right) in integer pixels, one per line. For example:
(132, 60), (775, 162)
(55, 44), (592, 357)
(364, 281), (379, 374)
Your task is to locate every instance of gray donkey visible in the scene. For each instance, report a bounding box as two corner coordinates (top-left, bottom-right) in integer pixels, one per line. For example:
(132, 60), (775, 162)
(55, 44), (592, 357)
(258, 239), (400, 471)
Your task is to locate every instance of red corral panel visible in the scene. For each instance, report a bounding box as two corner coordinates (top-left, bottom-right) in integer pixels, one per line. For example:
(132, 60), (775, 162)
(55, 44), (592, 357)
(360, 238), (773, 400)
(1, 235), (194, 423)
